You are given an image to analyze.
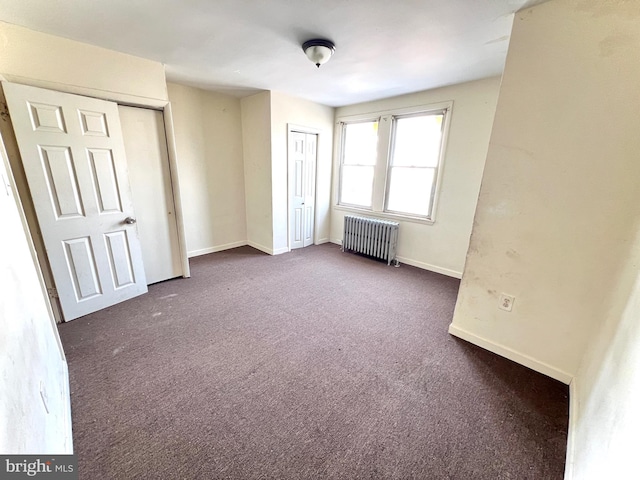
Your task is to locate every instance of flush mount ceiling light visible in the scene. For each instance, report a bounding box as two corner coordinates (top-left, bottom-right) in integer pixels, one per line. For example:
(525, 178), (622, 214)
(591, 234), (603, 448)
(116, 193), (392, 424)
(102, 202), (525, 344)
(302, 39), (336, 68)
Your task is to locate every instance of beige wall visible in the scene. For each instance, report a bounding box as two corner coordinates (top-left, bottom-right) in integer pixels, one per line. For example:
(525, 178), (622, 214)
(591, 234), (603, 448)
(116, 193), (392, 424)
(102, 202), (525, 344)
(331, 77), (500, 277)
(0, 136), (71, 454)
(450, 0), (640, 382)
(449, 1), (640, 475)
(241, 91), (274, 253)
(168, 83), (247, 256)
(571, 233), (640, 478)
(0, 21), (167, 104)
(270, 91), (335, 253)
(534, 2), (640, 477)
(241, 91), (333, 255)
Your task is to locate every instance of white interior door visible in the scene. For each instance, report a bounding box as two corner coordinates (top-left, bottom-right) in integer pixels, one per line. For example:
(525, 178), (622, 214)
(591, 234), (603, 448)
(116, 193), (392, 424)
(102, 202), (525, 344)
(289, 131), (317, 250)
(302, 134), (317, 247)
(3, 82), (147, 321)
(118, 106), (182, 284)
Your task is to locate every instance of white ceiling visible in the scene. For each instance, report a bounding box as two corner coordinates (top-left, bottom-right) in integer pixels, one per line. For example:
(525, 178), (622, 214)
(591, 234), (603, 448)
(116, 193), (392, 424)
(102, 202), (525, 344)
(0, 0), (547, 107)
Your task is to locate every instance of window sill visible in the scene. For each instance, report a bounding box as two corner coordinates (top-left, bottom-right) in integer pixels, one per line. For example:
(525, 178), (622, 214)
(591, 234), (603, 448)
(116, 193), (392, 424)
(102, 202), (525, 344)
(334, 205), (435, 226)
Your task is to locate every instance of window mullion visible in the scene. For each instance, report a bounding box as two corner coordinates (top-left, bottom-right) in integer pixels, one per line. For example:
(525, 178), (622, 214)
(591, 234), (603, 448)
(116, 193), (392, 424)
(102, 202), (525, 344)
(371, 115), (392, 212)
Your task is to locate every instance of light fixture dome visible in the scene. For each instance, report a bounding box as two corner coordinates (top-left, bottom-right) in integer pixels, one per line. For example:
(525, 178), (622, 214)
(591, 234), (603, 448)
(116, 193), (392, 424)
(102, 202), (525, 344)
(302, 39), (335, 68)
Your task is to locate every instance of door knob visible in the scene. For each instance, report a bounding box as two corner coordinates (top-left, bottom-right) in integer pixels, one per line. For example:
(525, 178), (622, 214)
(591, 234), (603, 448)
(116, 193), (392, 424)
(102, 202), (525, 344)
(124, 217), (137, 225)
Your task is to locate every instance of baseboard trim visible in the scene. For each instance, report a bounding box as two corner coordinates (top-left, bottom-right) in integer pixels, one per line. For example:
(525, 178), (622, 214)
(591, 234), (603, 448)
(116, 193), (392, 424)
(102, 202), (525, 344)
(187, 241), (247, 258)
(330, 239), (462, 279)
(315, 238), (330, 245)
(247, 241), (274, 255)
(396, 256), (462, 279)
(448, 324), (573, 384)
(564, 378), (578, 479)
(273, 246), (289, 255)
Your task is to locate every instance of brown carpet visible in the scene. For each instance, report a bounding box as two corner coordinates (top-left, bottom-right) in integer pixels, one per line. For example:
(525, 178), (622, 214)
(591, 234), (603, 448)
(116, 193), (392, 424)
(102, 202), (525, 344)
(58, 244), (568, 479)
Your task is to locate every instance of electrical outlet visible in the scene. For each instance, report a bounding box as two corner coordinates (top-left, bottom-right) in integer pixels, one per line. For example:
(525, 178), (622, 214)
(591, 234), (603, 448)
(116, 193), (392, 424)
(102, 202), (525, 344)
(498, 294), (515, 312)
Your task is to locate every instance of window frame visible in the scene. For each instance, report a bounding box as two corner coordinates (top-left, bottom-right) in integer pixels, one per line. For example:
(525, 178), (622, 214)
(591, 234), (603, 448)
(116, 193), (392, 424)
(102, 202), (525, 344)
(337, 118), (380, 210)
(334, 101), (452, 224)
(383, 109), (448, 219)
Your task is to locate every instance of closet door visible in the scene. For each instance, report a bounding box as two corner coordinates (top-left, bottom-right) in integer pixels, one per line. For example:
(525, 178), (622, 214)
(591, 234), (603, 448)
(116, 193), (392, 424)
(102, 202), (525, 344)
(3, 81), (147, 320)
(119, 105), (182, 284)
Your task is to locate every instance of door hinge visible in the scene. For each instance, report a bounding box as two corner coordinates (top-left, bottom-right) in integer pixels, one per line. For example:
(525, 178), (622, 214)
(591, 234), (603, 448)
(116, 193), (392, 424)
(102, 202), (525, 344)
(47, 288), (59, 299)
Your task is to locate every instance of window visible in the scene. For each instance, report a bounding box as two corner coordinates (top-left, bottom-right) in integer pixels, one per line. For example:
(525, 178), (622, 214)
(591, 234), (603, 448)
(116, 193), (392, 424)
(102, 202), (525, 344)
(337, 104), (450, 222)
(386, 112), (444, 217)
(339, 120), (378, 208)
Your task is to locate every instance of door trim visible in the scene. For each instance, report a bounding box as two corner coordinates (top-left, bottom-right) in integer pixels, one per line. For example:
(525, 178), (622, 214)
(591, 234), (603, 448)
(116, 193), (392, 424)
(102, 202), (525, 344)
(287, 123), (321, 252)
(161, 103), (190, 278)
(0, 80), (190, 322)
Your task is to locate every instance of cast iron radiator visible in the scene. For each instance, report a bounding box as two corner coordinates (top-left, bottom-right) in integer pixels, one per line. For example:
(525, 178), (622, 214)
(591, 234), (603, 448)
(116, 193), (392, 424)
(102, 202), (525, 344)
(342, 215), (399, 266)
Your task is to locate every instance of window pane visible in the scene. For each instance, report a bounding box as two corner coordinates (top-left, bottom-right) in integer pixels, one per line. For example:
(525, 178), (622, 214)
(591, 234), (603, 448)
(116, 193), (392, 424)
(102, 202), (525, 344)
(343, 121), (378, 166)
(340, 165), (374, 207)
(386, 167), (435, 217)
(391, 114), (443, 167)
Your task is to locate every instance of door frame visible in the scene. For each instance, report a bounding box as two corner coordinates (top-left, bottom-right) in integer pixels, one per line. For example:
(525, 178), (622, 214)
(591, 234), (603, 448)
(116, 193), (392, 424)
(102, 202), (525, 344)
(0, 78), (190, 323)
(286, 123), (320, 252)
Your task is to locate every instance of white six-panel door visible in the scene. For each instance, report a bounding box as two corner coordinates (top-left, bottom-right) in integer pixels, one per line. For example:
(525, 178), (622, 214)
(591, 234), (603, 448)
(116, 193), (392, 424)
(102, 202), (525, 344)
(289, 131), (317, 250)
(3, 82), (147, 320)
